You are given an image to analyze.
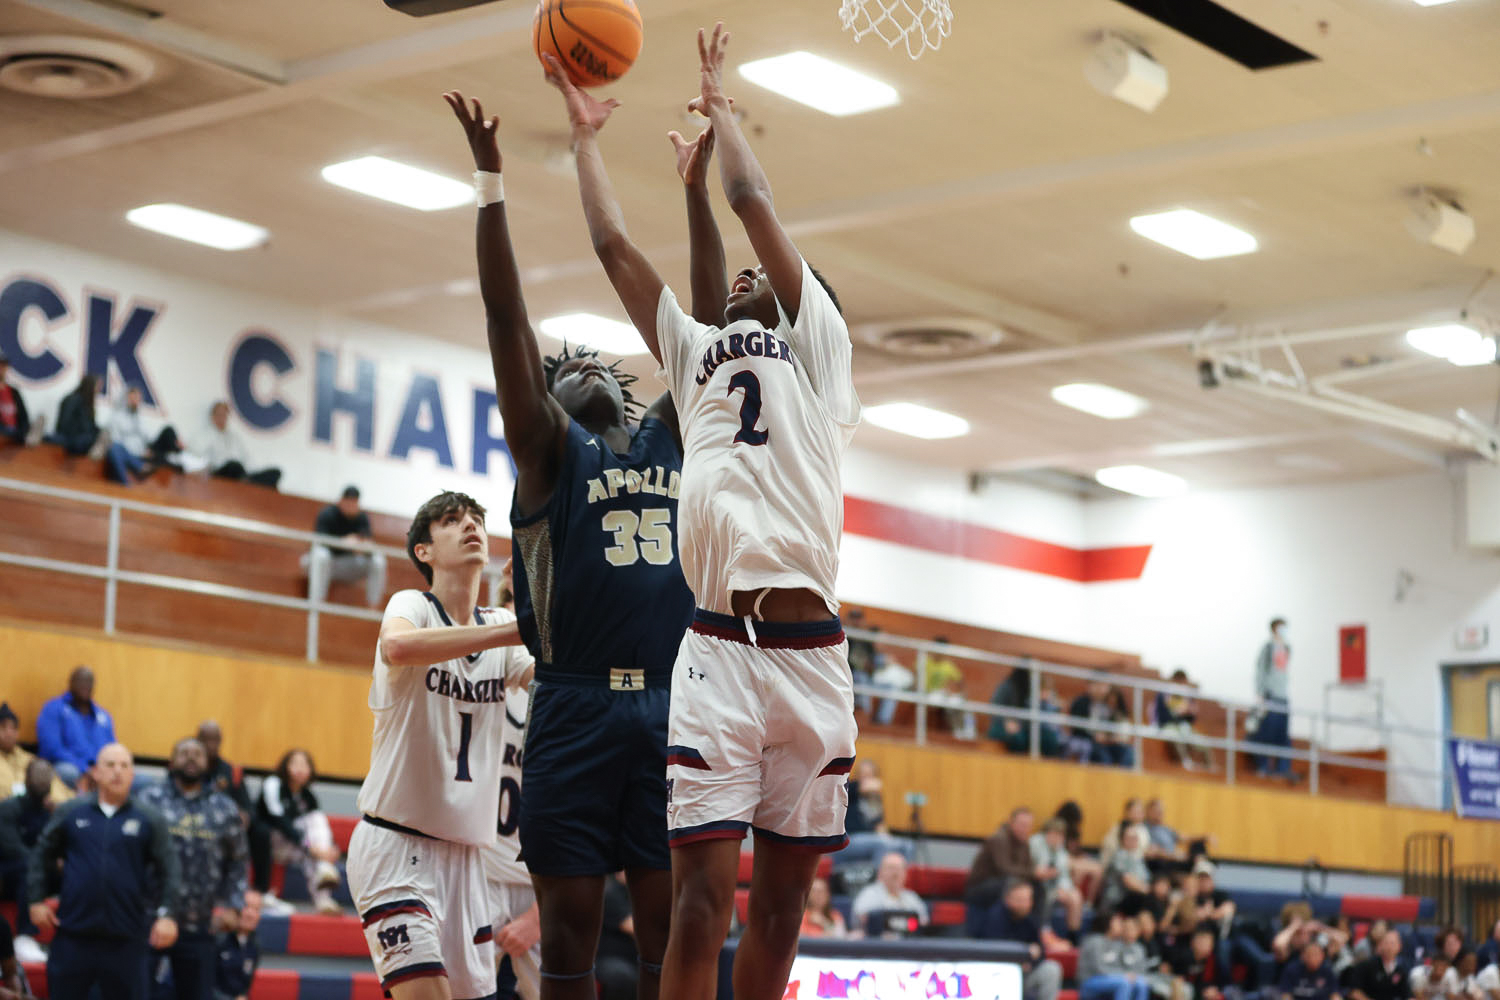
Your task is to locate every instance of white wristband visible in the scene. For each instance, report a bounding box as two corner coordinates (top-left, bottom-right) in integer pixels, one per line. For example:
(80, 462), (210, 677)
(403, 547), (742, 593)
(474, 171), (504, 207)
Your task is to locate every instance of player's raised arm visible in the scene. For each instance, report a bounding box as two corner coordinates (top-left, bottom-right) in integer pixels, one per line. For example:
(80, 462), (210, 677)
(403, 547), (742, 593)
(669, 123), (729, 325)
(444, 92), (566, 500)
(693, 23), (807, 322)
(543, 57), (668, 364)
(380, 614), (524, 670)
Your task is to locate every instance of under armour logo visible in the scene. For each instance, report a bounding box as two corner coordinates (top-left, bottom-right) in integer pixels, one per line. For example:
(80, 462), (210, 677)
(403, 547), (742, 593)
(686, 665), (707, 681)
(411, 856), (418, 865)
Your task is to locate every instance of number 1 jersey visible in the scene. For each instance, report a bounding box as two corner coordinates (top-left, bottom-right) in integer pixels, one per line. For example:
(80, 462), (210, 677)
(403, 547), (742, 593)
(656, 259), (862, 615)
(356, 590), (533, 846)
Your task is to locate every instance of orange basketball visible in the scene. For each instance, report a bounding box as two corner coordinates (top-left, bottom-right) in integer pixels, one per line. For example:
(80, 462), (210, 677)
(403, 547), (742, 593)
(533, 0), (643, 88)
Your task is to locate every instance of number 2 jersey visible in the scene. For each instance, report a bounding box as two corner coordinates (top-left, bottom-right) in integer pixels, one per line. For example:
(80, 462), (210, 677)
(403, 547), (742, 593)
(510, 417), (694, 678)
(355, 590), (533, 846)
(656, 259), (862, 615)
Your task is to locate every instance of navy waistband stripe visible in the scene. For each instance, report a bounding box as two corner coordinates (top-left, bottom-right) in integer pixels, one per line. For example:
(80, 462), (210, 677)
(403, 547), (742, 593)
(363, 814), (437, 841)
(691, 609), (843, 638)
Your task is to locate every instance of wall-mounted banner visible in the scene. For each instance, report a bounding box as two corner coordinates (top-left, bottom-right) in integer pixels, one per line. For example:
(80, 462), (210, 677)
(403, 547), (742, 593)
(1448, 737), (1500, 819)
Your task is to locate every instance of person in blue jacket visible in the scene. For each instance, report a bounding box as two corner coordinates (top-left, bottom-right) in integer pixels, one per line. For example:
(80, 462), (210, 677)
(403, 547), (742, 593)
(28, 742), (181, 1000)
(35, 666), (116, 788)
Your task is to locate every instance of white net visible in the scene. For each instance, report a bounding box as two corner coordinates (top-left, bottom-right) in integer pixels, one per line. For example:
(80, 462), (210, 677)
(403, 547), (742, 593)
(839, 0), (952, 59)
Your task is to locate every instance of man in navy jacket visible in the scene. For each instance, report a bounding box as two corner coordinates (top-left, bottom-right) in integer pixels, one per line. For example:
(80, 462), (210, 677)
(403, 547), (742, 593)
(28, 742), (180, 1000)
(35, 666), (116, 788)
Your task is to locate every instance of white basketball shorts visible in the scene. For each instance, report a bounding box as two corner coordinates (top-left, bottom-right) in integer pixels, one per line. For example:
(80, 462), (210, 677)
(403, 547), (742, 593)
(666, 609), (857, 851)
(347, 817), (496, 1000)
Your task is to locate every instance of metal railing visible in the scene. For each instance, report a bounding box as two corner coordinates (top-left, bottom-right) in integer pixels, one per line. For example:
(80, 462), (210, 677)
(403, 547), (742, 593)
(0, 474), (1458, 802)
(846, 626), (1450, 801)
(0, 475), (506, 661)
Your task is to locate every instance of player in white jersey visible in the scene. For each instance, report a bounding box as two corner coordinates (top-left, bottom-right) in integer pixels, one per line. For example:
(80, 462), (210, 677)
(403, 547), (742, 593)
(546, 20), (861, 1000)
(483, 559), (539, 1000)
(347, 491), (533, 1000)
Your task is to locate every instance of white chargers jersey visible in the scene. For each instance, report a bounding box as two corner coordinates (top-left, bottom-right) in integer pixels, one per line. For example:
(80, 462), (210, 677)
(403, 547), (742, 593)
(356, 590), (533, 846)
(482, 686), (529, 887)
(656, 259), (861, 614)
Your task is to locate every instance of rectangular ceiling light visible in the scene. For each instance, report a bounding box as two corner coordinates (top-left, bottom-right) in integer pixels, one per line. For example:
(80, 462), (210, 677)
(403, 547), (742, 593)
(125, 204), (268, 251)
(737, 52), (898, 116)
(1406, 324), (1496, 366)
(1130, 208), (1258, 259)
(538, 313), (648, 356)
(1095, 464), (1188, 497)
(321, 156), (471, 211)
(1051, 382), (1150, 419)
(1410, 0), (1461, 6)
(862, 402), (970, 439)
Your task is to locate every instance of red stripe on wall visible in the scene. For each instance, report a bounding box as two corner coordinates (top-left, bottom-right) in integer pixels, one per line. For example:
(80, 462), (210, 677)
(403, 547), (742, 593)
(843, 495), (1151, 583)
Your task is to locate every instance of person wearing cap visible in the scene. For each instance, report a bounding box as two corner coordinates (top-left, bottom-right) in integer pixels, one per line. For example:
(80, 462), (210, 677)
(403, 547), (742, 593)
(0, 352), (31, 446)
(306, 485), (386, 608)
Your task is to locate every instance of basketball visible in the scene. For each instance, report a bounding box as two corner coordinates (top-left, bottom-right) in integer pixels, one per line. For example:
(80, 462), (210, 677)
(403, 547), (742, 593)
(533, 0), (644, 88)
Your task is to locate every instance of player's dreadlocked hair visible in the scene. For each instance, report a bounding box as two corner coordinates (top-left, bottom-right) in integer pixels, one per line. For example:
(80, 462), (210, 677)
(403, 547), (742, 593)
(541, 342), (643, 420)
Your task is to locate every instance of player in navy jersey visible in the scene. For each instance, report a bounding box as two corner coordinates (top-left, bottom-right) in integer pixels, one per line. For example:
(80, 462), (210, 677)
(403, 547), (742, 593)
(445, 90), (714, 1000)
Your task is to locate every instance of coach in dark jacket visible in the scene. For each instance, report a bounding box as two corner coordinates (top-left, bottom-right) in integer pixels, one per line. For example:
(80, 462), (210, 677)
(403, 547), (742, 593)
(139, 737), (248, 1000)
(28, 742), (181, 1000)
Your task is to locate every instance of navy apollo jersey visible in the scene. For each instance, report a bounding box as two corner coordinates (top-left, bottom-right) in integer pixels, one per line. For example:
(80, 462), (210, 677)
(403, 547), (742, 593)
(511, 417), (694, 675)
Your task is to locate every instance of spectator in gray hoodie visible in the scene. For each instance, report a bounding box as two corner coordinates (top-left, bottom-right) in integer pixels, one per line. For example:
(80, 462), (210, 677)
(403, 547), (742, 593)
(1080, 911), (1151, 1000)
(1251, 617), (1295, 780)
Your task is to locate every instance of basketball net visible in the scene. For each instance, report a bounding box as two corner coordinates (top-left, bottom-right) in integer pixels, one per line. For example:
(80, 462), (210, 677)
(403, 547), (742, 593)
(839, 0), (952, 59)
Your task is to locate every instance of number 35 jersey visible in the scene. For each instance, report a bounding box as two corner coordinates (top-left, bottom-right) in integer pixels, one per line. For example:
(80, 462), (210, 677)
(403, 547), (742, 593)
(510, 416), (694, 676)
(656, 258), (862, 616)
(356, 591), (533, 846)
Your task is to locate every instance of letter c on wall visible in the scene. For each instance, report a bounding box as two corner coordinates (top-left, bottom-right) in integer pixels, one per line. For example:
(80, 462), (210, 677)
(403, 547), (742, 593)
(228, 332), (295, 430)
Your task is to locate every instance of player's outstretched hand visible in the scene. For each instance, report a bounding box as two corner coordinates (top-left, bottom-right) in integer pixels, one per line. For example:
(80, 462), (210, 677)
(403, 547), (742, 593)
(496, 907), (541, 957)
(542, 54), (620, 133)
(443, 91), (501, 173)
(668, 124), (714, 187)
(696, 22), (731, 110)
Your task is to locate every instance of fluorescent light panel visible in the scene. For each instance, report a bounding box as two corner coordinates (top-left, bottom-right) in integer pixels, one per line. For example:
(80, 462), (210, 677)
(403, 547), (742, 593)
(1405, 324), (1496, 367)
(1050, 382), (1149, 420)
(737, 51), (898, 116)
(1095, 464), (1187, 498)
(862, 402), (970, 440)
(125, 204), (267, 251)
(1411, 0), (1460, 6)
(321, 156), (470, 211)
(538, 313), (648, 357)
(1129, 209), (1258, 259)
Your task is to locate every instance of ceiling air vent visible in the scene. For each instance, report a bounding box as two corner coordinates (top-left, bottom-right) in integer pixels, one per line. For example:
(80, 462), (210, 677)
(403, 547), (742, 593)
(0, 35), (157, 99)
(857, 317), (1004, 359)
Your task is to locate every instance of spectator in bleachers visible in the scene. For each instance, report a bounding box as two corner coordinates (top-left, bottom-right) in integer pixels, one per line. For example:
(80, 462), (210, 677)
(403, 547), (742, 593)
(1145, 874), (1173, 925)
(1134, 908), (1178, 1000)
(36, 665), (116, 788)
(1356, 922), (1392, 964)
(1099, 799), (1150, 871)
(1030, 818), (1084, 934)
(1410, 954), (1456, 1000)
(1438, 930), (1467, 964)
(596, 872), (638, 1000)
(1475, 922), (1500, 971)
(989, 665), (1065, 757)
(46, 374), (100, 456)
(981, 879), (1063, 1000)
(1272, 903), (1349, 974)
(845, 759), (888, 835)
(1172, 924), (1234, 1000)
(1155, 669), (1214, 771)
(852, 852), (928, 937)
(307, 486), (387, 609)
(248, 748), (341, 916)
(1252, 617), (1296, 781)
(925, 638), (977, 740)
(1144, 799), (1211, 878)
(196, 721), (251, 826)
(966, 807), (1036, 916)
(28, 742), (180, 1000)
(1099, 825), (1151, 916)
(846, 609), (882, 712)
(198, 401), (281, 490)
(1455, 951), (1490, 1000)
(1190, 860), (1235, 938)
(0, 701), (70, 801)
(1, 757), (61, 963)
(104, 385), (181, 485)
(0, 352), (31, 447)
(1349, 930), (1411, 1000)
(799, 877), (848, 938)
(1050, 800), (1104, 901)
(138, 737), (248, 1000)
(215, 891), (262, 1000)
(1281, 939), (1343, 1000)
(1079, 911), (1151, 1000)
(1069, 680), (1135, 768)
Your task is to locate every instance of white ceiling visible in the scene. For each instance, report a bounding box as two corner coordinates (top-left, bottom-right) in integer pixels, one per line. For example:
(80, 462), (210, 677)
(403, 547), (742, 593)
(4, 0), (1500, 493)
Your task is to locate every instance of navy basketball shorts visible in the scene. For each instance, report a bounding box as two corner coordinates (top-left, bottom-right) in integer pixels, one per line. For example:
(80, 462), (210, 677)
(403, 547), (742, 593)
(666, 610), (857, 852)
(519, 674), (672, 876)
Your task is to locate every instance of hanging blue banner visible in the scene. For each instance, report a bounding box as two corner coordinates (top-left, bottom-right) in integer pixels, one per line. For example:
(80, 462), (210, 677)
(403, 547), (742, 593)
(1448, 738), (1500, 820)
